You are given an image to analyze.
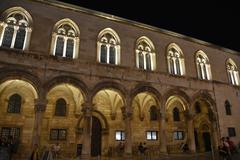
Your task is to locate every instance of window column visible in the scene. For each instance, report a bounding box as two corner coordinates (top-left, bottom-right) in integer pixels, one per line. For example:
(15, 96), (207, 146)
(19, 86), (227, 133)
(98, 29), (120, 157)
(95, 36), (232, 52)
(200, 63), (205, 79)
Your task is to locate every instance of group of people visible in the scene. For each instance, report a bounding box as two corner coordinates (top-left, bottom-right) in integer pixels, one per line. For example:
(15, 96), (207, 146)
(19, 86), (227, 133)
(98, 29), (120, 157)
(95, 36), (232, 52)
(0, 136), (19, 160)
(30, 142), (61, 160)
(219, 137), (236, 160)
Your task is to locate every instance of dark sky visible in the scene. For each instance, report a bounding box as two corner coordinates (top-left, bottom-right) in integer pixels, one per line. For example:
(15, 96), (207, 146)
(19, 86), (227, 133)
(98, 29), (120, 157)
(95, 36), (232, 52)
(58, 0), (239, 52)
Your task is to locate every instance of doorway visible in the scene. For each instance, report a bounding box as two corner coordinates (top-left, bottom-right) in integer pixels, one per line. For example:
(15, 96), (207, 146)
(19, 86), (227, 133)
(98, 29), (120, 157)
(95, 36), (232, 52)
(91, 116), (102, 156)
(202, 132), (211, 152)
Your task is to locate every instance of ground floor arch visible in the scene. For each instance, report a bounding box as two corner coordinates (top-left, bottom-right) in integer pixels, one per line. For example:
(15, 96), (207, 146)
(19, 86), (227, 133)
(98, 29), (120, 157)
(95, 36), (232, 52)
(0, 78), (221, 158)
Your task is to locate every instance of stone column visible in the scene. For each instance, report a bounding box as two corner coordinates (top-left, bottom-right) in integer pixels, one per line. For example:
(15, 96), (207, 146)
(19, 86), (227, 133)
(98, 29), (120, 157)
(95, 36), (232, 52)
(211, 120), (219, 149)
(186, 112), (196, 153)
(159, 111), (167, 153)
(121, 106), (133, 159)
(80, 102), (92, 160)
(32, 99), (47, 146)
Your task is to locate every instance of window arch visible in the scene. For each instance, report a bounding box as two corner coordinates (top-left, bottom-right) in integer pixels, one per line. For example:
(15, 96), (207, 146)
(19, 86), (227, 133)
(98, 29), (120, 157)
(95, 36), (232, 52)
(136, 36), (156, 71)
(51, 18), (80, 59)
(173, 107), (180, 121)
(195, 50), (212, 80)
(167, 43), (185, 75)
(195, 101), (201, 113)
(7, 94), (22, 113)
(97, 28), (120, 65)
(226, 58), (239, 86)
(55, 98), (67, 116)
(225, 100), (232, 115)
(0, 7), (33, 50)
(149, 105), (158, 121)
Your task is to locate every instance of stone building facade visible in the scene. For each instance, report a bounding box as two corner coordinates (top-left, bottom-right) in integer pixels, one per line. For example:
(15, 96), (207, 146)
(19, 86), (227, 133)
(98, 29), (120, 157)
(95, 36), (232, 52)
(0, 0), (240, 159)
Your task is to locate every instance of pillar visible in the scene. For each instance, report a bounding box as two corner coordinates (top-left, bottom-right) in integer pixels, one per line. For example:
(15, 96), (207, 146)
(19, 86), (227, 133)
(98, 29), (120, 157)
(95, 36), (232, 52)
(159, 111), (167, 153)
(32, 99), (47, 146)
(121, 106), (133, 159)
(80, 102), (92, 159)
(211, 120), (219, 150)
(186, 112), (196, 153)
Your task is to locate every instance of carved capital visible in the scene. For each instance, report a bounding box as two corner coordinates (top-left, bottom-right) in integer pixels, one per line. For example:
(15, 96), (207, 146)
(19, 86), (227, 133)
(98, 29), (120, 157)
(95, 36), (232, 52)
(184, 111), (195, 120)
(110, 112), (116, 120)
(34, 99), (47, 112)
(121, 106), (133, 119)
(81, 102), (93, 116)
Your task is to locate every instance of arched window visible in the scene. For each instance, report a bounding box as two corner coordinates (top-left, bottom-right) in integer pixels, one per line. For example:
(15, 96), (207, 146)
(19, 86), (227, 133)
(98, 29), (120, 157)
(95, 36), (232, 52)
(226, 58), (239, 86)
(0, 7), (32, 50)
(55, 98), (67, 116)
(225, 100), (232, 115)
(149, 106), (158, 121)
(97, 28), (120, 65)
(51, 19), (80, 59)
(136, 36), (156, 71)
(173, 107), (180, 121)
(195, 101), (201, 113)
(7, 94), (21, 113)
(167, 43), (185, 75)
(196, 50), (212, 80)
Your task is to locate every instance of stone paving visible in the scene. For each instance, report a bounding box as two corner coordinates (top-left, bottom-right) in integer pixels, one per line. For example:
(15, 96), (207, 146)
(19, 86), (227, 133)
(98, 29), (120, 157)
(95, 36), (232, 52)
(56, 152), (240, 160)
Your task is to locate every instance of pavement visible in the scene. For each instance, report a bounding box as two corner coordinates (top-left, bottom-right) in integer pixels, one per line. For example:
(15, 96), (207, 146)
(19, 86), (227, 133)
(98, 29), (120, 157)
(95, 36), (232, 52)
(56, 152), (240, 160)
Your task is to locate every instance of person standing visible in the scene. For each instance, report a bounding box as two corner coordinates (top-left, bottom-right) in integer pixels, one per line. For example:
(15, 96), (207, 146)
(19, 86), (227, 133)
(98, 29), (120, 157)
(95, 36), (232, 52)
(54, 142), (61, 159)
(30, 144), (40, 160)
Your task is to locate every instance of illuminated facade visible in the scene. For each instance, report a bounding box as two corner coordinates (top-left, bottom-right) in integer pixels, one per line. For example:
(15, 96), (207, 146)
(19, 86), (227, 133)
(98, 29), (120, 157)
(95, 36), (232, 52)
(0, 0), (240, 159)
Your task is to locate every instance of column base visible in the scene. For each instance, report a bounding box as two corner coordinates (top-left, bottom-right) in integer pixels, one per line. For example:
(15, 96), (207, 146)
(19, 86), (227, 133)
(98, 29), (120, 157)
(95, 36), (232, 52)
(123, 153), (133, 160)
(80, 154), (91, 160)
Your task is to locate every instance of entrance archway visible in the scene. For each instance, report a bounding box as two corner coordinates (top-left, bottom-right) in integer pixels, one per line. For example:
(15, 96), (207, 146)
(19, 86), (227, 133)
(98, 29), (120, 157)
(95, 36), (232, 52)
(91, 116), (102, 156)
(202, 132), (211, 151)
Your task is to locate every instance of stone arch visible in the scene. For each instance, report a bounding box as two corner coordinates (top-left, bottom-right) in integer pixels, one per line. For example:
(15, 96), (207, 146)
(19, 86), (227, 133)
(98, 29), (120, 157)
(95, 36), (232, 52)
(191, 90), (216, 113)
(91, 81), (127, 104)
(130, 83), (162, 106)
(1, 6), (33, 27)
(136, 36), (155, 51)
(76, 110), (109, 133)
(166, 43), (184, 58)
(97, 28), (120, 44)
(43, 76), (88, 101)
(130, 83), (162, 121)
(53, 18), (80, 37)
(163, 88), (190, 111)
(0, 68), (40, 97)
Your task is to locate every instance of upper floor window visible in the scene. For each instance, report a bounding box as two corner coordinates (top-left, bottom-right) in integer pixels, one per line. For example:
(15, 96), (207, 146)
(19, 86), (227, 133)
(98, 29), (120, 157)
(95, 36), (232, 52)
(167, 43), (185, 75)
(149, 105), (158, 121)
(0, 7), (32, 50)
(196, 50), (212, 80)
(55, 98), (67, 116)
(173, 107), (180, 121)
(97, 28), (120, 65)
(226, 58), (239, 86)
(225, 100), (232, 115)
(51, 19), (80, 59)
(136, 36), (156, 71)
(7, 93), (21, 113)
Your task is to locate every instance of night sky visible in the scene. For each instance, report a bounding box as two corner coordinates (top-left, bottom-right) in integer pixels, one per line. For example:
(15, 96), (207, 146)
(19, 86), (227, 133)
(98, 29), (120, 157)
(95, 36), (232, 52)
(58, 0), (239, 52)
